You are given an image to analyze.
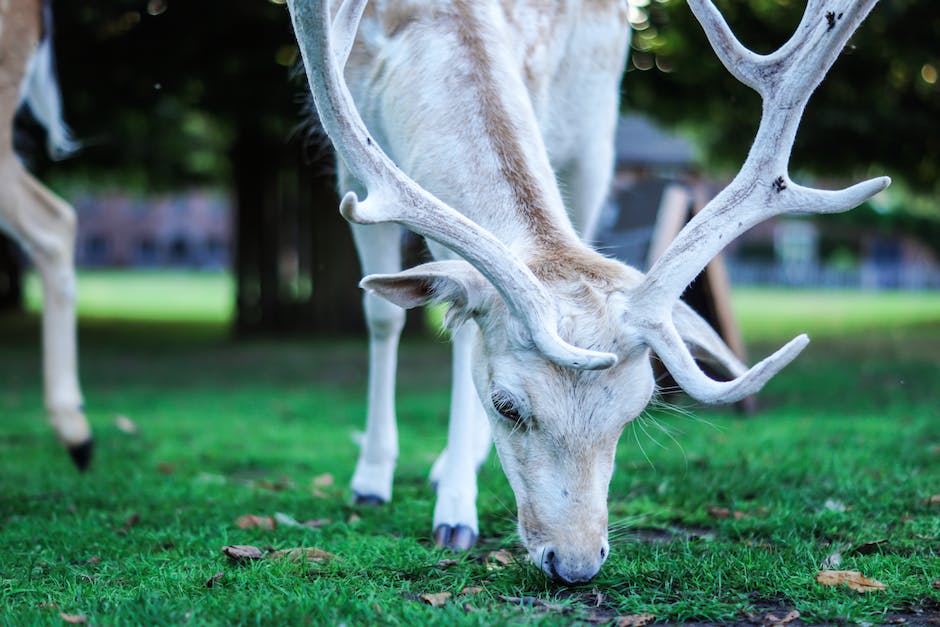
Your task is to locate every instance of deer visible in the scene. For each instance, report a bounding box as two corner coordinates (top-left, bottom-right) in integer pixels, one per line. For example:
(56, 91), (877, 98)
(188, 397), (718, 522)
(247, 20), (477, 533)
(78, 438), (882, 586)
(288, 0), (887, 583)
(0, 0), (89, 468)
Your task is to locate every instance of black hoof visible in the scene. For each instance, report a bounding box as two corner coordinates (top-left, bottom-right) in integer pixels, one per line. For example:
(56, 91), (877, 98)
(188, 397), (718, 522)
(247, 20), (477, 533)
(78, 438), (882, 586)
(433, 524), (477, 551)
(352, 493), (386, 506)
(68, 439), (94, 472)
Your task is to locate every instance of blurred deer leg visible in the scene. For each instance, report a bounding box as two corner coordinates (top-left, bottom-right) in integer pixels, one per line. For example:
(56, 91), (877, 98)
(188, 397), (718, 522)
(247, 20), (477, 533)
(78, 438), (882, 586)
(558, 131), (617, 246)
(431, 322), (487, 551)
(348, 219), (404, 504)
(0, 160), (90, 468)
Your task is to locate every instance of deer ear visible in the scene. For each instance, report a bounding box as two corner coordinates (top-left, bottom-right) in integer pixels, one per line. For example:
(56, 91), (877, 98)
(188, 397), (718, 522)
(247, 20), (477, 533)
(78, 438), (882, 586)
(361, 260), (493, 321)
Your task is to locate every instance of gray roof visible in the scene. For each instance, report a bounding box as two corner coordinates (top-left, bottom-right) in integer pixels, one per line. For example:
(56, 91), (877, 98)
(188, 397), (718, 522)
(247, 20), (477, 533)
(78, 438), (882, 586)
(615, 114), (696, 168)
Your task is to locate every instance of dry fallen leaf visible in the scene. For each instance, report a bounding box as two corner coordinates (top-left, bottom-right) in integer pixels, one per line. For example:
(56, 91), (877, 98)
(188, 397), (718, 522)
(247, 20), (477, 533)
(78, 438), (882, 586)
(419, 592), (452, 607)
(615, 614), (655, 627)
(436, 559), (460, 569)
(269, 547), (336, 563)
(312, 473), (335, 488)
(205, 571), (224, 588)
(763, 610), (800, 625)
(486, 549), (515, 568)
(235, 514), (276, 530)
(459, 586), (484, 596)
(85, 556), (101, 564)
(59, 613), (87, 624)
(924, 495), (940, 505)
(117, 513), (141, 535)
(221, 545), (264, 562)
(816, 570), (886, 592)
(931, 580), (940, 590)
(708, 507), (747, 519)
(850, 539), (888, 555)
(115, 415), (139, 434)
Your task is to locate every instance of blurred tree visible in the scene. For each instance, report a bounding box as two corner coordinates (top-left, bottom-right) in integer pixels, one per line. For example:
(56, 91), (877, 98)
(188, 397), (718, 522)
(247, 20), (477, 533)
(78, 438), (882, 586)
(623, 0), (940, 201)
(33, 0), (364, 335)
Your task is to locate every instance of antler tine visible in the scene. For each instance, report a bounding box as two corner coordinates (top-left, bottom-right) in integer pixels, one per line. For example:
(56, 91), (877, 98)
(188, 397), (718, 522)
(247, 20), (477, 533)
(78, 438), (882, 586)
(287, 0), (616, 370)
(330, 0), (367, 69)
(629, 0), (889, 404)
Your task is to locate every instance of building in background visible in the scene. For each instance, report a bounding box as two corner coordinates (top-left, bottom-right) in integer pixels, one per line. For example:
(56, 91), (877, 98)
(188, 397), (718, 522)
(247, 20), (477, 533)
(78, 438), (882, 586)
(74, 190), (230, 269)
(596, 115), (940, 290)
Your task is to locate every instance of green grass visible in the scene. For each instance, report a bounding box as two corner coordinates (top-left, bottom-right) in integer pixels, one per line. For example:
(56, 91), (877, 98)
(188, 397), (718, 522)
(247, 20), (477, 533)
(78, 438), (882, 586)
(1, 273), (939, 624)
(24, 270), (235, 323)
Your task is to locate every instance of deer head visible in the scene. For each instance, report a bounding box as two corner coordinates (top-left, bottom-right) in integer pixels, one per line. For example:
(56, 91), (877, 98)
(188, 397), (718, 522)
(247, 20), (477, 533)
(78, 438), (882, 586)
(289, 0), (888, 583)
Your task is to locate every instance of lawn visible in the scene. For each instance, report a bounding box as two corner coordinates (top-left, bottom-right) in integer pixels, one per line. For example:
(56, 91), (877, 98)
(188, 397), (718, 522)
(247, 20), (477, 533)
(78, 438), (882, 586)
(1, 271), (938, 625)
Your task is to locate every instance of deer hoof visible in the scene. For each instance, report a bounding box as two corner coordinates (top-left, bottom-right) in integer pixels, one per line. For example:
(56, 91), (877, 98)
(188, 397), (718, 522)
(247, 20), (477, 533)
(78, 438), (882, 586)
(352, 493), (386, 506)
(433, 524), (477, 551)
(67, 438), (94, 472)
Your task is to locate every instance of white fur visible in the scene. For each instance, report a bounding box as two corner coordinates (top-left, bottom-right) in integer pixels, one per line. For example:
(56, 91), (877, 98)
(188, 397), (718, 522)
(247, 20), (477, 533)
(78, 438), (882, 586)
(289, 0), (885, 582)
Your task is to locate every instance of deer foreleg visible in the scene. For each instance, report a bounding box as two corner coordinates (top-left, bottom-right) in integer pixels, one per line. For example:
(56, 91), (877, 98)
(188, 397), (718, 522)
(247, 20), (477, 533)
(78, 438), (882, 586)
(349, 220), (404, 504)
(431, 322), (490, 551)
(0, 160), (90, 468)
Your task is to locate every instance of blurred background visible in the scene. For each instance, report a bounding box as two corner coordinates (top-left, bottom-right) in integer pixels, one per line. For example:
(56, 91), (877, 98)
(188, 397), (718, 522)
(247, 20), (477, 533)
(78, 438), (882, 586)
(1, 0), (937, 338)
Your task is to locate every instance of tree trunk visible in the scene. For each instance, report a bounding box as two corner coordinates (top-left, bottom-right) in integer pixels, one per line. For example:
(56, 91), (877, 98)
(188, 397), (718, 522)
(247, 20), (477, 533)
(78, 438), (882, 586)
(233, 123), (364, 336)
(0, 234), (24, 313)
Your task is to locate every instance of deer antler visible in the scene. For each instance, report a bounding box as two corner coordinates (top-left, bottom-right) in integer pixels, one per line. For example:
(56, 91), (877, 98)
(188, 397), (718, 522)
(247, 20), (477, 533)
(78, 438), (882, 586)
(288, 0), (617, 370)
(629, 0), (889, 403)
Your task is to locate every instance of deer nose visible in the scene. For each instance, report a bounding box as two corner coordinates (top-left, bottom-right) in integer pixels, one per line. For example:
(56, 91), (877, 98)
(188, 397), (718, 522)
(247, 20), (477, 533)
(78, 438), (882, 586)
(542, 542), (608, 584)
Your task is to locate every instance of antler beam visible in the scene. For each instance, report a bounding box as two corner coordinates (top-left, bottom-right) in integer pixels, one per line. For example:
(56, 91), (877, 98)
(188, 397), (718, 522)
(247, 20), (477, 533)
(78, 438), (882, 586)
(630, 0), (889, 403)
(288, 0), (616, 370)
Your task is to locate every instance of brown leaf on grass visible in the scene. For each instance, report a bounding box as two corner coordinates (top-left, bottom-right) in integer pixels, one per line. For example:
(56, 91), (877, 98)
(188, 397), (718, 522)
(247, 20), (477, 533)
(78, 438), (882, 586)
(459, 586), (484, 596)
(708, 507), (747, 519)
(256, 478), (293, 492)
(436, 558), (460, 569)
(235, 514), (276, 530)
(115, 415), (139, 434)
(117, 513), (141, 535)
(419, 592), (452, 607)
(815, 570), (886, 592)
(763, 610), (800, 625)
(931, 580), (940, 590)
(221, 545), (264, 562)
(924, 495), (940, 505)
(269, 547), (336, 563)
(59, 613), (86, 624)
(156, 462), (175, 475)
(849, 539), (888, 555)
(312, 473), (334, 488)
(615, 614), (655, 627)
(485, 549), (515, 568)
(85, 556), (101, 564)
(204, 571), (224, 588)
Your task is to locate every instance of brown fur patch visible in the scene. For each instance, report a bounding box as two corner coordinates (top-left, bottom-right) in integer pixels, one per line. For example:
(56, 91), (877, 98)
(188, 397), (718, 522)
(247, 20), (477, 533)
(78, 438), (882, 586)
(451, 0), (570, 250)
(0, 0), (40, 143)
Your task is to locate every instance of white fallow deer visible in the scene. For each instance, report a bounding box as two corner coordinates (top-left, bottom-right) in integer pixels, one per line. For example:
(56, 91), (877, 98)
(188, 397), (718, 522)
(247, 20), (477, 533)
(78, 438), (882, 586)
(289, 0), (888, 583)
(0, 1), (89, 468)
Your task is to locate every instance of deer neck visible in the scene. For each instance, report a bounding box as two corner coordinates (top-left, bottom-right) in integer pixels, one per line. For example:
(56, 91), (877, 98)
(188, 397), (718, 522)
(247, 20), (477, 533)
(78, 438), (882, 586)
(360, 0), (583, 263)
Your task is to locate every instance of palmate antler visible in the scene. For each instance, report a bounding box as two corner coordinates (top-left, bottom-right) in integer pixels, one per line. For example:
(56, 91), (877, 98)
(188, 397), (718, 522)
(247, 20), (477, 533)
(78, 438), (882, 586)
(629, 0), (889, 403)
(287, 0), (616, 370)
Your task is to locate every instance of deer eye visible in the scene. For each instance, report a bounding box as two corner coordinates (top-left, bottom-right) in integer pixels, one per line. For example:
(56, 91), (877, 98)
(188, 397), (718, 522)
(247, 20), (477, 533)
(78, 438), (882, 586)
(491, 388), (525, 424)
